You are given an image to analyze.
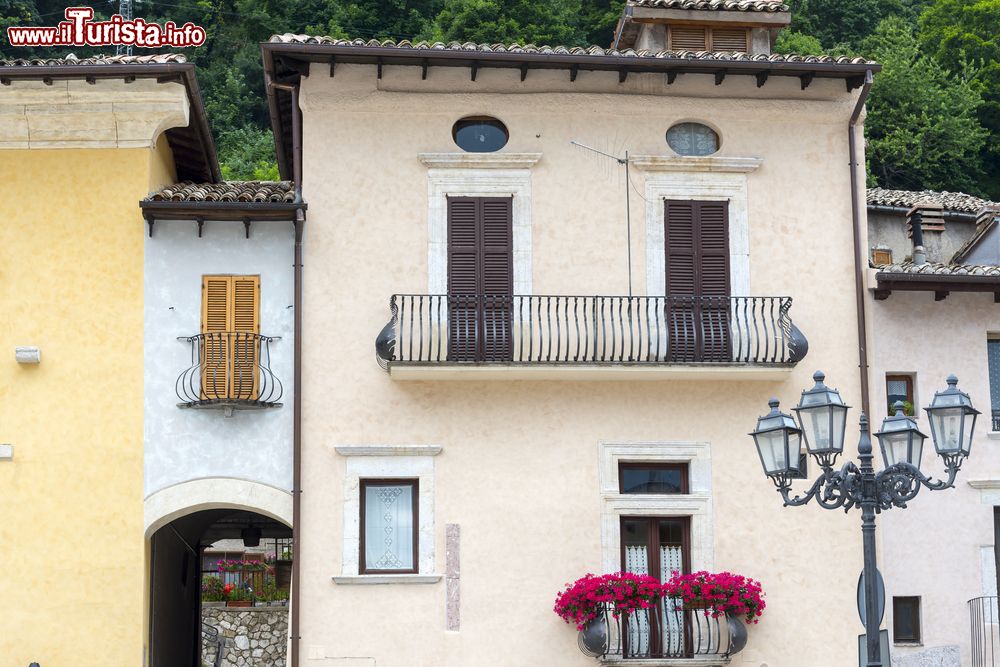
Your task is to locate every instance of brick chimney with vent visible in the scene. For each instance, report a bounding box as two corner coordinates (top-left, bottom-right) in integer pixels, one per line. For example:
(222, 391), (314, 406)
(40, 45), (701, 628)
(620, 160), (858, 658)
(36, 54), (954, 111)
(613, 1), (792, 55)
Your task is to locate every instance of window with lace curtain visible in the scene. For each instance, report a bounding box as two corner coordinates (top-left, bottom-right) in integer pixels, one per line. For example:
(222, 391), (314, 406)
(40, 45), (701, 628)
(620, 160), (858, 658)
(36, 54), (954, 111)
(359, 479), (418, 574)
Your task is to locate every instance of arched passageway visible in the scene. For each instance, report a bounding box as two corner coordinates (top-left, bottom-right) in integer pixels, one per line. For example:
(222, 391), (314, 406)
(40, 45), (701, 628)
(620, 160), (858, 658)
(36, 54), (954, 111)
(148, 508), (292, 667)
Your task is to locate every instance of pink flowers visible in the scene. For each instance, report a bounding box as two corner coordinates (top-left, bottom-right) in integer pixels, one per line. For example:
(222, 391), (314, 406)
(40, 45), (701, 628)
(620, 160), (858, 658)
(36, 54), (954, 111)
(554, 571), (766, 629)
(553, 572), (664, 629)
(661, 571), (766, 624)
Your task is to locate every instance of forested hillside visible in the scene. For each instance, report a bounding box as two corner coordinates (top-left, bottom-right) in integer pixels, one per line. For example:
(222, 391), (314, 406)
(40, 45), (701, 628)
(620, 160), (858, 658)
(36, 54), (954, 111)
(2, 0), (997, 197)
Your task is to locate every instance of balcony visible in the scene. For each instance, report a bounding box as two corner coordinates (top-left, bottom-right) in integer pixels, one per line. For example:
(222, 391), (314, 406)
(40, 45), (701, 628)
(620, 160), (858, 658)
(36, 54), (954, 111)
(375, 294), (807, 381)
(971, 596), (1000, 667)
(580, 602), (745, 665)
(176, 332), (283, 414)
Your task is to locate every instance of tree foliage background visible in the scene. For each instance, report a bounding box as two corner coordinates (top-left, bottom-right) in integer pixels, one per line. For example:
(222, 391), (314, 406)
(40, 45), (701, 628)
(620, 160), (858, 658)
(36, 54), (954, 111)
(1, 0), (997, 197)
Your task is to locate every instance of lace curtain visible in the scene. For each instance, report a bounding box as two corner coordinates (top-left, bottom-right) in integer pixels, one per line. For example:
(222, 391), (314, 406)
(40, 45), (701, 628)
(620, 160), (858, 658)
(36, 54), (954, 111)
(364, 484), (415, 570)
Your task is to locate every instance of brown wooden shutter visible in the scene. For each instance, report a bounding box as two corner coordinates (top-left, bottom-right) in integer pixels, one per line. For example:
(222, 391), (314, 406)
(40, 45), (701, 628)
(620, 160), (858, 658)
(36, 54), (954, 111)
(696, 202), (731, 360)
(669, 26), (708, 51)
(447, 197), (513, 361)
(710, 28), (749, 52)
(201, 275), (260, 400)
(664, 201), (731, 361)
(448, 198), (480, 362)
(480, 197), (513, 361)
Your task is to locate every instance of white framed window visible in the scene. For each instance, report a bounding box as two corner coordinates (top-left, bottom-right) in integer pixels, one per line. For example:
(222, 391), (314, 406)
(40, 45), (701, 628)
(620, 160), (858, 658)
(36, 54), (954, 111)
(334, 445), (442, 584)
(599, 441), (714, 574)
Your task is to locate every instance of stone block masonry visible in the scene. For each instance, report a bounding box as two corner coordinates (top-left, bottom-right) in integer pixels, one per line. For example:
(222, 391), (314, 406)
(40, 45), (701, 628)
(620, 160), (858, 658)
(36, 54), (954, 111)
(202, 606), (288, 667)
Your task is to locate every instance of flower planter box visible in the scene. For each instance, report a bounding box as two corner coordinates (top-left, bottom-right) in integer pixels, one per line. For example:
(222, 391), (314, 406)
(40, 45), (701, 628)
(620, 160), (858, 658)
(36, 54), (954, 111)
(226, 600), (252, 608)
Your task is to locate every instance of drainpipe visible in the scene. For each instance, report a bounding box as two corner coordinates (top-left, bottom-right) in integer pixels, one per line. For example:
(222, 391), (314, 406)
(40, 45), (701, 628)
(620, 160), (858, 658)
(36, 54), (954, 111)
(268, 77), (304, 667)
(849, 69), (875, 418)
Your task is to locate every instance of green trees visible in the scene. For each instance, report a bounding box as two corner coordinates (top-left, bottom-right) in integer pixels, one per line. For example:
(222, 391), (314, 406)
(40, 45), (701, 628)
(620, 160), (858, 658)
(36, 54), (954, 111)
(2, 0), (996, 196)
(861, 18), (987, 192)
(425, 0), (586, 45)
(919, 0), (1000, 197)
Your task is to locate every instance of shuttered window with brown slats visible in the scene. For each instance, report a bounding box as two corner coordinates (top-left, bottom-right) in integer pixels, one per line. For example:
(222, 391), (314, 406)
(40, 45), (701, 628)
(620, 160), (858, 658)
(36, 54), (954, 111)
(447, 196), (513, 362)
(710, 28), (750, 52)
(201, 275), (260, 400)
(668, 25), (750, 52)
(664, 201), (731, 362)
(669, 26), (708, 51)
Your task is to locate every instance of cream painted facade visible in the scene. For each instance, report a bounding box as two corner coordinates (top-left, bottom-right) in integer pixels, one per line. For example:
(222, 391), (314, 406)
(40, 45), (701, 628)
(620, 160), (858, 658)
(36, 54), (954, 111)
(0, 79), (183, 666)
(297, 62), (872, 667)
(868, 251), (1000, 663)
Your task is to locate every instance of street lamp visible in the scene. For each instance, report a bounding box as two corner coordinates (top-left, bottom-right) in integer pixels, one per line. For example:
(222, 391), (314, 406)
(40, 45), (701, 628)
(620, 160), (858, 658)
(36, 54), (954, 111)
(749, 372), (977, 667)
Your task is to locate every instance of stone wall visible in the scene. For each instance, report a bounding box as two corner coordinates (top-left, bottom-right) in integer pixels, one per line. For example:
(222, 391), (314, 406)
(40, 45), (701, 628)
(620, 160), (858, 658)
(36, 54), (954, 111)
(202, 606), (288, 667)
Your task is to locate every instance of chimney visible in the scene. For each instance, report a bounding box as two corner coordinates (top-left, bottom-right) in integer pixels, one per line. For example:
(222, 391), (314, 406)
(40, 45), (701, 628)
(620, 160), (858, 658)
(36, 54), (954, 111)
(907, 202), (944, 264)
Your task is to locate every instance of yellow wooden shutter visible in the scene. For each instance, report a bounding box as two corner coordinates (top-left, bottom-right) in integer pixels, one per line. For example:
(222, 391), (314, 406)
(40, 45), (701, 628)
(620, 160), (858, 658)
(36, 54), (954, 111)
(200, 275), (261, 401)
(231, 276), (260, 400)
(202, 276), (233, 400)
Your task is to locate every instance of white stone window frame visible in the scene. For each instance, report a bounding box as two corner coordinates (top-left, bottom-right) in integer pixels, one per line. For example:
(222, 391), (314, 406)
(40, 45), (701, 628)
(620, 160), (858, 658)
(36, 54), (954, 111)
(419, 153), (541, 296)
(632, 156), (763, 299)
(334, 445), (442, 585)
(599, 441), (714, 574)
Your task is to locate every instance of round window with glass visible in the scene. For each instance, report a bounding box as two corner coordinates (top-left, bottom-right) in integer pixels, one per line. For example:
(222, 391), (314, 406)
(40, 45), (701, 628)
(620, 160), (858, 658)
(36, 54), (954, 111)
(452, 116), (509, 153)
(666, 122), (720, 156)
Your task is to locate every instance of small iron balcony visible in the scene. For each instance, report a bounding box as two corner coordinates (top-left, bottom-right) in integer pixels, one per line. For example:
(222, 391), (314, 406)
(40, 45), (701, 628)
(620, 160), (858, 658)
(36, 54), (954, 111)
(376, 294), (807, 376)
(580, 601), (746, 664)
(970, 596), (1000, 667)
(176, 332), (283, 413)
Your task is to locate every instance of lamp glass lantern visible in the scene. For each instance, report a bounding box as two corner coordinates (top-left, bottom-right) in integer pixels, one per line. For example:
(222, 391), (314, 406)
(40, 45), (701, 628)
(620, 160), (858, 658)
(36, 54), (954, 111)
(793, 371), (850, 462)
(925, 375), (979, 458)
(751, 398), (803, 479)
(875, 402), (927, 470)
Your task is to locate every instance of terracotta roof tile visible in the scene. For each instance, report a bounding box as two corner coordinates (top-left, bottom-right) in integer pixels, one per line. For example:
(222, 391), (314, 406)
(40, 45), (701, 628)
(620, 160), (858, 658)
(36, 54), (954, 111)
(628, 0), (789, 11)
(267, 36), (874, 64)
(0, 53), (187, 67)
(867, 188), (996, 214)
(874, 261), (1000, 277)
(146, 181), (296, 203)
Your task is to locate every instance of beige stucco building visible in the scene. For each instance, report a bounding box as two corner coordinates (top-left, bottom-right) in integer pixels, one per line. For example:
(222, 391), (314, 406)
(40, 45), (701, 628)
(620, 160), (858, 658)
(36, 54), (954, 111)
(868, 189), (1000, 667)
(261, 2), (882, 664)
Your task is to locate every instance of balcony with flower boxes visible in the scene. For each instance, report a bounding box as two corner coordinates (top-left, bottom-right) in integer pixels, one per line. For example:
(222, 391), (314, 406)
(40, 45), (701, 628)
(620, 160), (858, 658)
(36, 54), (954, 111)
(375, 294), (808, 380)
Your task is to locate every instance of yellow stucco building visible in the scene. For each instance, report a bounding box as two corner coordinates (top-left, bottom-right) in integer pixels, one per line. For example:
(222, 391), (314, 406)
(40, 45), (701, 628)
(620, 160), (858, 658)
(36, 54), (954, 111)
(0, 53), (217, 666)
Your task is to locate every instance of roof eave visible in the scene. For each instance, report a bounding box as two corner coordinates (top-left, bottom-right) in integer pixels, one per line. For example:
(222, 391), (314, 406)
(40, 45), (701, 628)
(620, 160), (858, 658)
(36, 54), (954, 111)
(140, 199), (306, 222)
(261, 41), (879, 78)
(0, 62), (221, 183)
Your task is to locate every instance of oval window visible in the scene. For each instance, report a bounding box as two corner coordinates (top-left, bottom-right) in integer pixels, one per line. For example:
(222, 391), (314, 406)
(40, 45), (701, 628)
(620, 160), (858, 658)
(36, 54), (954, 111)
(453, 116), (509, 153)
(666, 122), (719, 156)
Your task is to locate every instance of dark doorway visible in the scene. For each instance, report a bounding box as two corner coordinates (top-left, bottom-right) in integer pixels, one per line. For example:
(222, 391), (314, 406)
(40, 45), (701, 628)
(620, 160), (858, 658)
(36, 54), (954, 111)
(148, 509), (292, 667)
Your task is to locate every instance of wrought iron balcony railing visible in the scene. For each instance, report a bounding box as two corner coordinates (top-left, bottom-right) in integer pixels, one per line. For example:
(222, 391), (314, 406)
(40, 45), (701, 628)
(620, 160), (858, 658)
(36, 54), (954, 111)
(176, 332), (283, 413)
(971, 596), (1000, 667)
(579, 601), (746, 661)
(376, 294), (807, 369)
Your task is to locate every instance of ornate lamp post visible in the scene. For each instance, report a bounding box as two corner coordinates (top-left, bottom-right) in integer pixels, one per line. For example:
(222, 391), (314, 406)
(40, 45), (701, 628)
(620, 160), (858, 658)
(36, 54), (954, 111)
(750, 372), (978, 667)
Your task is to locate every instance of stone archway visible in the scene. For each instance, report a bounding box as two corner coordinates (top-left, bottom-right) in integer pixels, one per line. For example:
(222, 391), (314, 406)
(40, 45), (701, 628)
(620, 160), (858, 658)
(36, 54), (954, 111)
(144, 479), (293, 667)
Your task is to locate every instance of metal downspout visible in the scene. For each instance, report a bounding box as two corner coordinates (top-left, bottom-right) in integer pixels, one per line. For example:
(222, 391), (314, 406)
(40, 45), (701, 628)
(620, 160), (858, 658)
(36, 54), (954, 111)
(268, 74), (304, 667)
(849, 69), (875, 417)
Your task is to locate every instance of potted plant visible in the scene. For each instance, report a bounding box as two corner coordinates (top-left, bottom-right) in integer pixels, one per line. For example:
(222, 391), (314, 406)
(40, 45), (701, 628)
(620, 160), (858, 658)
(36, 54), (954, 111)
(661, 571), (766, 623)
(553, 572), (663, 655)
(201, 575), (226, 607)
(224, 583), (254, 608)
